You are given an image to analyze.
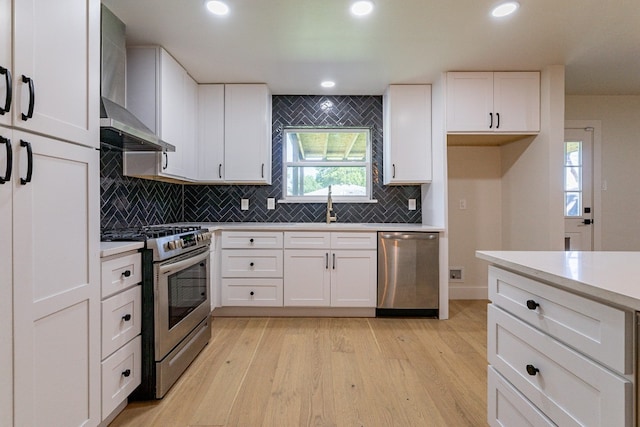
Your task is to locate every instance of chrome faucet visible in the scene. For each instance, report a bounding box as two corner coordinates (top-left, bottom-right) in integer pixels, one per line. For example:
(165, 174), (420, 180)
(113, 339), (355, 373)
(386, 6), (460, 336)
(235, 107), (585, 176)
(326, 185), (337, 224)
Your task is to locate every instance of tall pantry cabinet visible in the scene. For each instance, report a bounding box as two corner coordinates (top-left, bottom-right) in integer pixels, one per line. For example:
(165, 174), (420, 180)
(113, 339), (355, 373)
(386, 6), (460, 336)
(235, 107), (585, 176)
(0, 0), (101, 426)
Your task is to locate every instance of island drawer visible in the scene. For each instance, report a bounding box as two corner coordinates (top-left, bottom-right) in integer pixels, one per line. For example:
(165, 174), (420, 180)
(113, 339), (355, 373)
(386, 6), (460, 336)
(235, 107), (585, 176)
(488, 265), (633, 374)
(221, 231), (283, 249)
(487, 366), (554, 427)
(221, 279), (283, 306)
(488, 305), (632, 427)
(221, 249), (283, 278)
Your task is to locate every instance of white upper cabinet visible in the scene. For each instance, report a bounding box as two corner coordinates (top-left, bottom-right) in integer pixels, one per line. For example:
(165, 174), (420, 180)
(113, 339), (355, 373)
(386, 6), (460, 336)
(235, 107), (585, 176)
(10, 0), (99, 148)
(446, 71), (540, 133)
(224, 84), (272, 184)
(383, 84), (432, 184)
(124, 47), (197, 181)
(197, 84), (225, 182)
(0, 0), (11, 128)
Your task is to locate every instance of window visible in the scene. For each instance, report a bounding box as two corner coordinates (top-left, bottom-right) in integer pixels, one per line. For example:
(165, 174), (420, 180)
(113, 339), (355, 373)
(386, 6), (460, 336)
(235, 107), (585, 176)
(283, 128), (372, 202)
(564, 140), (582, 217)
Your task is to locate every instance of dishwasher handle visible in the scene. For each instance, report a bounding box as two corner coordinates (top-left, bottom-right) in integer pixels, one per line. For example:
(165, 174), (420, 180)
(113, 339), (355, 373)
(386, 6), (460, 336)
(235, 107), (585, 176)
(379, 232), (438, 240)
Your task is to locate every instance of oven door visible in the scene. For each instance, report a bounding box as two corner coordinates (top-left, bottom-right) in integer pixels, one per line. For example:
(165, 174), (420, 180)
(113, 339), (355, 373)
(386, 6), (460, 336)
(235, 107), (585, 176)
(154, 246), (211, 360)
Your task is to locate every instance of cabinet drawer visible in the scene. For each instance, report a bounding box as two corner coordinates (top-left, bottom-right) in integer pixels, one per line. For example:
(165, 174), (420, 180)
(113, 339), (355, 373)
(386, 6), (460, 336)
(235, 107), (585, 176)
(101, 286), (142, 359)
(221, 279), (283, 306)
(330, 232), (377, 250)
(221, 231), (283, 249)
(101, 252), (142, 298)
(284, 232), (331, 249)
(489, 266), (632, 374)
(488, 305), (632, 427)
(101, 336), (141, 420)
(488, 366), (554, 427)
(221, 249), (283, 277)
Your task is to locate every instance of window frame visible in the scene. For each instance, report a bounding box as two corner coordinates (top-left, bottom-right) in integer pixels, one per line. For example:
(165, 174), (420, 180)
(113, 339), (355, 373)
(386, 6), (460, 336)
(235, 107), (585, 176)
(281, 127), (373, 203)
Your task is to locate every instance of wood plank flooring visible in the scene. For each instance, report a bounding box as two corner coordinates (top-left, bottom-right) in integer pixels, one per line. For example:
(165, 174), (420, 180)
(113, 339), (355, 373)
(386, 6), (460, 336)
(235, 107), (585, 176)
(109, 300), (488, 427)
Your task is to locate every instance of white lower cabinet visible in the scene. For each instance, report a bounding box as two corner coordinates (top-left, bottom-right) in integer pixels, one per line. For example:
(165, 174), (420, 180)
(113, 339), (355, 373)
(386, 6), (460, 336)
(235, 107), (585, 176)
(220, 231), (284, 306)
(487, 266), (634, 427)
(284, 232), (377, 308)
(99, 251), (142, 423)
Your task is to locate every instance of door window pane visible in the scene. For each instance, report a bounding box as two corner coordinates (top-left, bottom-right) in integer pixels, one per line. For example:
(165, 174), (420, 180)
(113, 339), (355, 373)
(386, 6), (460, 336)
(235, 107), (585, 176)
(564, 141), (582, 217)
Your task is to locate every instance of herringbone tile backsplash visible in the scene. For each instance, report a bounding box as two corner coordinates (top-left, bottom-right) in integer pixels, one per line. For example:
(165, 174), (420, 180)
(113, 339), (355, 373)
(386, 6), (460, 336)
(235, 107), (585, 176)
(101, 95), (422, 230)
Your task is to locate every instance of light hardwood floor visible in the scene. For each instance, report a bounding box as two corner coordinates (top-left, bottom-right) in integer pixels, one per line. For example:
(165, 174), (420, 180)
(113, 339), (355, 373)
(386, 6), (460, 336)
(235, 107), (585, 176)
(110, 300), (489, 427)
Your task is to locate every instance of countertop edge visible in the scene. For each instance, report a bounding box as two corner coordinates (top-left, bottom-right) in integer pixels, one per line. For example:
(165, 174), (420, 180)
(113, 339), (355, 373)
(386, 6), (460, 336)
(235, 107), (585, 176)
(476, 250), (640, 311)
(100, 241), (145, 258)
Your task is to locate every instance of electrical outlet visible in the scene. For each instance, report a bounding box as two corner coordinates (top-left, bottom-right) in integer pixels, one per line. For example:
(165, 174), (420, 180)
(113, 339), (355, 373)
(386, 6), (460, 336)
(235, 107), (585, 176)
(241, 198), (249, 210)
(267, 198), (276, 210)
(459, 199), (467, 210)
(449, 267), (464, 282)
(408, 199), (416, 210)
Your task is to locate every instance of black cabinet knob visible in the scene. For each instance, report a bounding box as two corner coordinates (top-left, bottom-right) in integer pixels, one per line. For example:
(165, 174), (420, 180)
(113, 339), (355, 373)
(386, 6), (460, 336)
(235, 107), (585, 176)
(249, 238), (254, 243)
(525, 364), (539, 376)
(122, 270), (131, 278)
(250, 262), (254, 267)
(526, 299), (540, 310)
(122, 369), (131, 378)
(122, 314), (132, 322)
(250, 291), (255, 296)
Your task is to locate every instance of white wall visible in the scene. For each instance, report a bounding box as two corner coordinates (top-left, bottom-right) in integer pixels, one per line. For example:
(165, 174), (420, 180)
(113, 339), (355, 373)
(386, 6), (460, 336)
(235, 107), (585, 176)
(565, 95), (640, 250)
(447, 146), (502, 298)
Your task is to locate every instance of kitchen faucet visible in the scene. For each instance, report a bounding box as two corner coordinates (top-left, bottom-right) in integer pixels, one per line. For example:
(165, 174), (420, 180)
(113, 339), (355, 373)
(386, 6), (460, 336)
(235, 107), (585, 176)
(326, 185), (337, 224)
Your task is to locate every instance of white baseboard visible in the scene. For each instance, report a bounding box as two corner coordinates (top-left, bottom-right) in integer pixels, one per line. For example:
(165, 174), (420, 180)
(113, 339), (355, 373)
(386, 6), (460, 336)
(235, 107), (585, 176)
(449, 284), (488, 300)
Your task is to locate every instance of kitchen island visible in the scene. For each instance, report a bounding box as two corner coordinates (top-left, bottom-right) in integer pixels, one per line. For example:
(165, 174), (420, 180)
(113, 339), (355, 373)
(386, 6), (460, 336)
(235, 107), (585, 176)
(477, 250), (638, 427)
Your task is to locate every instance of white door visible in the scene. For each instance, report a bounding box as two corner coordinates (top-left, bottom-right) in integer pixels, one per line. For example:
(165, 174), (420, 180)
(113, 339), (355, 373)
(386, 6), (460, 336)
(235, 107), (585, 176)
(12, 130), (100, 427)
(13, 0), (99, 148)
(564, 128), (594, 250)
(0, 126), (13, 427)
(330, 250), (377, 307)
(283, 250), (331, 306)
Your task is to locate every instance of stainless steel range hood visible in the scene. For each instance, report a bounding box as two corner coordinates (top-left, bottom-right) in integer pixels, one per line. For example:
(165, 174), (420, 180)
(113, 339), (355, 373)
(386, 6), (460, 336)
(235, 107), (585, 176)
(100, 5), (175, 152)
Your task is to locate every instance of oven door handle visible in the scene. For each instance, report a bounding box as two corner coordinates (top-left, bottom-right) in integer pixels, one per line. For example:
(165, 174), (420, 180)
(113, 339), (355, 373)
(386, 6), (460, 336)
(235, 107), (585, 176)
(159, 250), (209, 276)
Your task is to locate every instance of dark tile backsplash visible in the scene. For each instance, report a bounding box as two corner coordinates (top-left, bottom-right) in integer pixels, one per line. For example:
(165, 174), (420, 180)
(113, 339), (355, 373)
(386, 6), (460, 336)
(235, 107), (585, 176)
(101, 95), (422, 229)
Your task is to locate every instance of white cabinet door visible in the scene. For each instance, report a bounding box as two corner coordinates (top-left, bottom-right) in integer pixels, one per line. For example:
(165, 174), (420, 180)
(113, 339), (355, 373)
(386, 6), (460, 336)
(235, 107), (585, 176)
(12, 130), (100, 427)
(284, 250), (331, 306)
(13, 0), (99, 148)
(197, 84), (225, 182)
(0, 126), (13, 427)
(0, 0), (11, 128)
(446, 72), (494, 132)
(447, 72), (540, 133)
(158, 49), (186, 178)
(330, 250), (377, 307)
(224, 84), (272, 184)
(493, 72), (540, 133)
(383, 85), (432, 184)
(182, 73), (198, 180)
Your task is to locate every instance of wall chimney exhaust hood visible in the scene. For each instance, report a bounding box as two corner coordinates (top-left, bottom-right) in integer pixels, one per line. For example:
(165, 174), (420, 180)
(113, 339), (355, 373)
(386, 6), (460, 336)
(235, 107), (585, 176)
(100, 5), (175, 152)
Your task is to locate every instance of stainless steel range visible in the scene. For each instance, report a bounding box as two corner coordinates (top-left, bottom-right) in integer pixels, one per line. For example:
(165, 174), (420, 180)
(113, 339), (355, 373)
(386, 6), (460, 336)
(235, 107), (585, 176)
(102, 225), (212, 399)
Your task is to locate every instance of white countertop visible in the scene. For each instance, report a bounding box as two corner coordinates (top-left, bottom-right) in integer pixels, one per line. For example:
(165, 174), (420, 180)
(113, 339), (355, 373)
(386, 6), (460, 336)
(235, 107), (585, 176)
(194, 222), (444, 232)
(100, 241), (144, 258)
(477, 250), (640, 311)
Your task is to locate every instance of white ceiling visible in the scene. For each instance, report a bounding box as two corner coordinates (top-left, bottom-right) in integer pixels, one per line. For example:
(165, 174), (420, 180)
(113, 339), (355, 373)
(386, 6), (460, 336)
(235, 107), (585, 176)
(102, 0), (640, 96)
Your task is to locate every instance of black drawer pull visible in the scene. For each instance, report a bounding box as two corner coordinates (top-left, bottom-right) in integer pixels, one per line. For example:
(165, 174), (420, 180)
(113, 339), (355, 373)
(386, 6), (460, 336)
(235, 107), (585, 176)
(0, 66), (11, 115)
(250, 291), (254, 296)
(121, 270), (131, 278)
(526, 364), (539, 376)
(20, 140), (33, 185)
(249, 238), (254, 243)
(526, 299), (540, 310)
(122, 314), (132, 322)
(249, 262), (254, 267)
(122, 369), (131, 378)
(21, 75), (35, 121)
(0, 136), (11, 184)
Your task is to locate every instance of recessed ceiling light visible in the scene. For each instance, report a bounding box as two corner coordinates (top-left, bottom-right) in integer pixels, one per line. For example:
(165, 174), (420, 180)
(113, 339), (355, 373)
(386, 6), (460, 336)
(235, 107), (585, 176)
(206, 0), (229, 15)
(350, 0), (374, 16)
(321, 81), (336, 88)
(491, 1), (519, 17)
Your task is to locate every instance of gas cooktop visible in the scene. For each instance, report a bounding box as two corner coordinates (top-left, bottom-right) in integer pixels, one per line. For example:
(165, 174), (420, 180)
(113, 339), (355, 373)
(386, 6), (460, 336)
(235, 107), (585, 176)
(101, 225), (204, 242)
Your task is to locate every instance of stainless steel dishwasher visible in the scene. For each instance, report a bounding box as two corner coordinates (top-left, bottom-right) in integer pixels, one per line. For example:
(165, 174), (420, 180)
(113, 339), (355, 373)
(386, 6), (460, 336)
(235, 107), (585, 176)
(377, 232), (439, 317)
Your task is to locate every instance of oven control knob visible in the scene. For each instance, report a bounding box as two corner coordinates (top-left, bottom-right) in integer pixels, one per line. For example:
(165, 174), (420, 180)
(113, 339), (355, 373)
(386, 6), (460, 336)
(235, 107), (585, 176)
(177, 239), (184, 248)
(167, 241), (176, 250)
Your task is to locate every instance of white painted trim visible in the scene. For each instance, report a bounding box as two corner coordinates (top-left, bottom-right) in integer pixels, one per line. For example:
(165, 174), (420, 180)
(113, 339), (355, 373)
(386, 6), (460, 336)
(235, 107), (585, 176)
(449, 284), (488, 300)
(565, 120), (602, 250)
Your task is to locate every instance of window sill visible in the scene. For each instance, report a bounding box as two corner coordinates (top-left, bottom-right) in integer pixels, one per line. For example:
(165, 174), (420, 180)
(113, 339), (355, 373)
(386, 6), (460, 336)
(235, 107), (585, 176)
(278, 199), (379, 204)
